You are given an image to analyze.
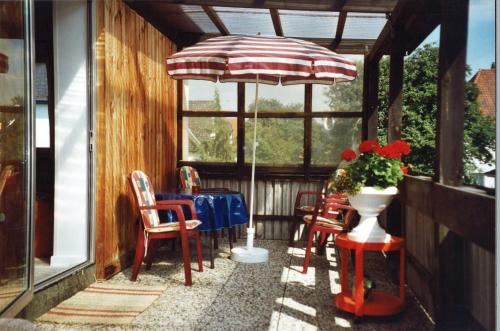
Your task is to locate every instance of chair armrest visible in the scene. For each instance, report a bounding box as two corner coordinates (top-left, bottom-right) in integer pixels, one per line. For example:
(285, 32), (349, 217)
(140, 204), (190, 231)
(294, 191), (322, 210)
(156, 199), (197, 220)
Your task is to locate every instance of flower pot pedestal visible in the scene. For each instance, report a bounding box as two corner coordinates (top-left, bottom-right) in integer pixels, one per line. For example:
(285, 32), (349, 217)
(347, 186), (397, 243)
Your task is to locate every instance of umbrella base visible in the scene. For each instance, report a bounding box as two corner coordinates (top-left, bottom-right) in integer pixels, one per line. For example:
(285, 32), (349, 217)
(231, 246), (269, 263)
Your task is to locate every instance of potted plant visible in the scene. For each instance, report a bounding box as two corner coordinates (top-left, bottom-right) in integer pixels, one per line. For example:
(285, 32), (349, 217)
(330, 139), (410, 242)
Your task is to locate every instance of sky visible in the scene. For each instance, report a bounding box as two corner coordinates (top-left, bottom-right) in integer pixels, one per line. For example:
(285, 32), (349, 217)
(184, 0), (496, 109)
(421, 0), (495, 78)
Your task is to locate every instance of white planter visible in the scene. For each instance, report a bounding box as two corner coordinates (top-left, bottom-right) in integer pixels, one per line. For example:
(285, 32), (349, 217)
(347, 186), (398, 243)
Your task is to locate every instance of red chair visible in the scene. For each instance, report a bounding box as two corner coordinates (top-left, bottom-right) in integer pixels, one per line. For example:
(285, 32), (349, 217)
(303, 197), (357, 273)
(289, 179), (347, 247)
(177, 166), (236, 250)
(128, 170), (203, 286)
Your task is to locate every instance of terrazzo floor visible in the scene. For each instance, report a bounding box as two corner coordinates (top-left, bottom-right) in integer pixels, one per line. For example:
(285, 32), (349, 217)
(36, 239), (434, 331)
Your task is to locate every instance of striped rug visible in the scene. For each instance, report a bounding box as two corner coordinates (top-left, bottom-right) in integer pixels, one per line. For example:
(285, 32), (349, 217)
(36, 283), (165, 325)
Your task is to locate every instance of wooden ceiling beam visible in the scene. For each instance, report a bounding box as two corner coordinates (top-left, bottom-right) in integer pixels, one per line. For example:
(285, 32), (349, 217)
(331, 11), (347, 49)
(202, 5), (229, 36)
(270, 9), (283, 36)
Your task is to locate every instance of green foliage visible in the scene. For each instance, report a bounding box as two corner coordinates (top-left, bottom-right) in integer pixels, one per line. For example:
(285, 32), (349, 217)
(324, 61), (364, 112)
(245, 99), (303, 165)
(377, 44), (495, 179)
(190, 89), (236, 162)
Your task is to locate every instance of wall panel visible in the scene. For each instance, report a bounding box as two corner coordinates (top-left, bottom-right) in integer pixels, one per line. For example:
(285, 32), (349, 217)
(95, 0), (176, 279)
(205, 178), (323, 240)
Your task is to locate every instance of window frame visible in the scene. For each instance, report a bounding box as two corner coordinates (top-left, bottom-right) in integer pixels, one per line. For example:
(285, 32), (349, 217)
(177, 81), (364, 179)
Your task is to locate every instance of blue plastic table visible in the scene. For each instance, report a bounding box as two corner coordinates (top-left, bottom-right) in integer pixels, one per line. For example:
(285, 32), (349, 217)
(155, 191), (249, 232)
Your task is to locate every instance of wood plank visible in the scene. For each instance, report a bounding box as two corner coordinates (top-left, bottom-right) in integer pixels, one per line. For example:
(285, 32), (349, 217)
(403, 176), (494, 252)
(269, 9), (283, 37)
(331, 11), (347, 49)
(435, 0), (468, 185)
(95, 0), (177, 279)
(202, 5), (229, 36)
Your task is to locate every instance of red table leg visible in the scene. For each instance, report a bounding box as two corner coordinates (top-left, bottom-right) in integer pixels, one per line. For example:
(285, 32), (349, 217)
(354, 247), (364, 317)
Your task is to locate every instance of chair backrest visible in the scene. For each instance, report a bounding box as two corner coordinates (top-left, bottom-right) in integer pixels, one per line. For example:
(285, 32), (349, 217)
(178, 166), (202, 190)
(128, 170), (160, 228)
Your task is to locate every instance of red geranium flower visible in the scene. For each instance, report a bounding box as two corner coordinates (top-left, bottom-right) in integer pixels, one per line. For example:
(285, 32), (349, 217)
(375, 144), (402, 159)
(358, 140), (380, 153)
(400, 164), (408, 174)
(393, 140), (411, 155)
(341, 148), (357, 161)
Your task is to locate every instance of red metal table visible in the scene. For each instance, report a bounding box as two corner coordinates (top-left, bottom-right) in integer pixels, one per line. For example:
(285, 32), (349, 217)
(334, 233), (405, 317)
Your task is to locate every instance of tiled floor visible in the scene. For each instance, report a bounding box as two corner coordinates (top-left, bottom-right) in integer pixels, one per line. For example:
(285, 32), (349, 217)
(36, 239), (434, 330)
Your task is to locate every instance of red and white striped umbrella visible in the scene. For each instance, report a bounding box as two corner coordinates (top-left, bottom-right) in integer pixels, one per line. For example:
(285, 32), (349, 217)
(167, 34), (357, 263)
(167, 35), (357, 85)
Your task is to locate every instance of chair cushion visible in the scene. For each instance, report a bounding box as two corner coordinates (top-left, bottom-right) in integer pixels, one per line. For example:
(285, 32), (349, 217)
(303, 215), (345, 230)
(130, 170), (160, 227)
(296, 205), (316, 213)
(179, 166), (202, 190)
(147, 220), (202, 233)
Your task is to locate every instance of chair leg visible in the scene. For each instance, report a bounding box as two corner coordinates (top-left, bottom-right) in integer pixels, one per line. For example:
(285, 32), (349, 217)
(288, 217), (298, 247)
(317, 232), (328, 256)
(180, 233), (193, 286)
(130, 230), (146, 281)
(195, 231), (203, 272)
(303, 226), (316, 274)
(145, 239), (159, 270)
(228, 227), (234, 250)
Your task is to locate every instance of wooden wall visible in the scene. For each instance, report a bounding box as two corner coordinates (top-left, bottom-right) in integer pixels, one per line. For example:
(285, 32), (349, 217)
(95, 0), (177, 279)
(204, 178), (323, 240)
(402, 176), (495, 330)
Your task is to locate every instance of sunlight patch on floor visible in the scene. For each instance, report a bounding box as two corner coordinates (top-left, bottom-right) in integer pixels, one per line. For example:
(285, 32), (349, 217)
(279, 297), (316, 317)
(277, 312), (318, 331)
(334, 316), (352, 328)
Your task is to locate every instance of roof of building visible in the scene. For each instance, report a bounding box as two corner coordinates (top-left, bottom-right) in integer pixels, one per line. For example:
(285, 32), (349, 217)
(471, 67), (496, 117)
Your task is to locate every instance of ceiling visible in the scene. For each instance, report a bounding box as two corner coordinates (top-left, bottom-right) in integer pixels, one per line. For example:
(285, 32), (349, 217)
(126, 0), (398, 54)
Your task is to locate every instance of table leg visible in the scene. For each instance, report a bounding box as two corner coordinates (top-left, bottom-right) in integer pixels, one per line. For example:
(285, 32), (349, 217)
(340, 248), (348, 291)
(400, 246), (405, 302)
(354, 247), (364, 317)
(210, 231), (215, 269)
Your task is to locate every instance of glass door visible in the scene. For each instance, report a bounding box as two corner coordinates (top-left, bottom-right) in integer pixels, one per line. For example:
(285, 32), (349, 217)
(0, 0), (35, 316)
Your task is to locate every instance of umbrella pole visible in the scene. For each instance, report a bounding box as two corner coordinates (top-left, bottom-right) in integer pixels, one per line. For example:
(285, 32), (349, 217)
(231, 74), (269, 263)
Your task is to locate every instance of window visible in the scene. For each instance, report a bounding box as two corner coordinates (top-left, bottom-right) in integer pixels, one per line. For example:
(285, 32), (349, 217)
(180, 68), (364, 176)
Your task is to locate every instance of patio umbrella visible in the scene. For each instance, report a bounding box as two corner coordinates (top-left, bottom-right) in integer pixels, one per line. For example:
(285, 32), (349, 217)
(167, 34), (357, 263)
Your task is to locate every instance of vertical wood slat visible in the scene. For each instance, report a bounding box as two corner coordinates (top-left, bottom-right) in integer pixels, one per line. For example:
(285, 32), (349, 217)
(95, 0), (177, 279)
(435, 0), (468, 185)
(388, 27), (405, 143)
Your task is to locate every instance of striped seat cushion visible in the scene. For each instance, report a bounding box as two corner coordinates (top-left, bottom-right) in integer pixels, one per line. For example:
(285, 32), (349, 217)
(303, 215), (345, 230)
(147, 220), (202, 233)
(130, 170), (160, 228)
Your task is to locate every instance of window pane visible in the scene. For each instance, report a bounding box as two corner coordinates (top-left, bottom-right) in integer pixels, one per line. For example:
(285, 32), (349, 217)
(182, 117), (237, 162)
(245, 118), (303, 165)
(183, 80), (237, 112)
(0, 0), (29, 312)
(464, 0), (495, 188)
(311, 117), (362, 165)
(280, 10), (339, 39)
(214, 7), (275, 36)
(312, 60), (363, 112)
(245, 84), (304, 112)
